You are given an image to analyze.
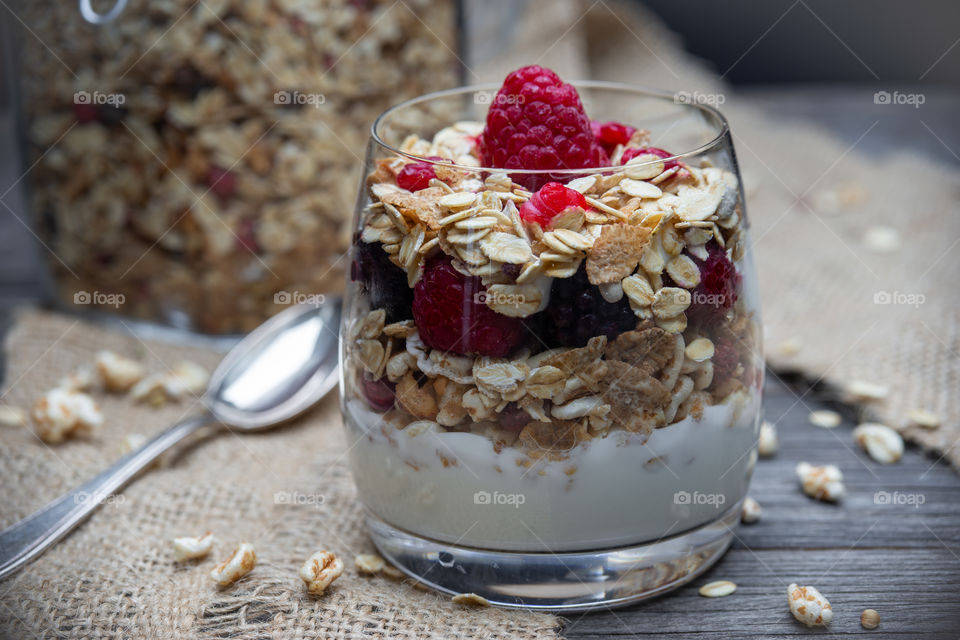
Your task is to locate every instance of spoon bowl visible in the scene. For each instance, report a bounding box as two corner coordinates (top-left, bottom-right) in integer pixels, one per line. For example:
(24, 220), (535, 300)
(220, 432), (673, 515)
(207, 301), (341, 429)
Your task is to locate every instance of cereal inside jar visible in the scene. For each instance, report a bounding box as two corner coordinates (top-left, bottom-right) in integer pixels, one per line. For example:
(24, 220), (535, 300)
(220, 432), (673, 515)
(16, 0), (459, 333)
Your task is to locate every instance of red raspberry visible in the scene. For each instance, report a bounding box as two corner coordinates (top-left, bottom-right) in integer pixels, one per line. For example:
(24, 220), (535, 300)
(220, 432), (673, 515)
(519, 182), (588, 226)
(361, 375), (395, 412)
(73, 102), (99, 124)
(591, 120), (636, 157)
(621, 146), (681, 171)
(711, 339), (739, 383)
(686, 242), (741, 325)
(479, 65), (603, 190)
(396, 156), (444, 192)
(413, 255), (527, 357)
(206, 166), (236, 198)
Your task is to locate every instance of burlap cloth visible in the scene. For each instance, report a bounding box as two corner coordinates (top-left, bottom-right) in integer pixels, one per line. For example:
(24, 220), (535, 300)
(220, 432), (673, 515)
(2, 1), (958, 638)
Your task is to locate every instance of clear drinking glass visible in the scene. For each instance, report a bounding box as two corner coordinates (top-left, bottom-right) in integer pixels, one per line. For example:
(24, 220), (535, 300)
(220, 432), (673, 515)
(339, 82), (763, 610)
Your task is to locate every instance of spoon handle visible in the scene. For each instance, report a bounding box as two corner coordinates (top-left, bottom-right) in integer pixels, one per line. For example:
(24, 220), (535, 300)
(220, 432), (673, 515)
(0, 413), (212, 581)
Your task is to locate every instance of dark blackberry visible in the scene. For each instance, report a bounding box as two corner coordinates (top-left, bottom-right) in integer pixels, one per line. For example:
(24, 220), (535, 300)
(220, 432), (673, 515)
(542, 263), (637, 348)
(499, 403), (531, 432)
(350, 239), (413, 322)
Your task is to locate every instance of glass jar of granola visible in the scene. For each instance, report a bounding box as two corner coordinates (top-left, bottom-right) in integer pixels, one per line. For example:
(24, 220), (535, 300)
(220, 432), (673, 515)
(13, 0), (458, 333)
(341, 67), (763, 609)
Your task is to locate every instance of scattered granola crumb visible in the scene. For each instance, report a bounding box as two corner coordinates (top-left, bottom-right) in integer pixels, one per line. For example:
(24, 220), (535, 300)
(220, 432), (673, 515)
(173, 532), (215, 562)
(852, 423), (904, 464)
(741, 497), (762, 524)
(32, 388), (103, 443)
(299, 550), (344, 596)
(844, 380), (889, 402)
(860, 608), (880, 630)
(355, 553), (386, 575)
(808, 410), (841, 429)
(452, 592), (490, 607)
(129, 361), (210, 406)
(381, 565), (404, 580)
(95, 350), (146, 393)
(698, 580), (737, 597)
(210, 543), (256, 586)
(787, 583), (833, 626)
(757, 420), (778, 457)
(796, 462), (844, 502)
(906, 408), (940, 430)
(777, 336), (802, 357)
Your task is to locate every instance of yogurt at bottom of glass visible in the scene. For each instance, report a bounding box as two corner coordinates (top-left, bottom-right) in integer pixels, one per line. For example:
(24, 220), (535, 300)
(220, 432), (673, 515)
(344, 390), (760, 552)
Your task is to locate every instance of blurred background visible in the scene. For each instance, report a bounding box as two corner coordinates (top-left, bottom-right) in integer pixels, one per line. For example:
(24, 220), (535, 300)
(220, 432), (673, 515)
(0, 0), (957, 335)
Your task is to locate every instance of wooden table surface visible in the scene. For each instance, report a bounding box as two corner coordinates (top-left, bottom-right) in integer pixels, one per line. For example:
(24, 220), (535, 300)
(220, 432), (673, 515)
(1, 89), (959, 637)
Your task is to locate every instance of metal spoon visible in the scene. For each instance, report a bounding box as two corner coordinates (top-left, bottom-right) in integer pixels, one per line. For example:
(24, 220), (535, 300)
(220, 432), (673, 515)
(0, 301), (341, 580)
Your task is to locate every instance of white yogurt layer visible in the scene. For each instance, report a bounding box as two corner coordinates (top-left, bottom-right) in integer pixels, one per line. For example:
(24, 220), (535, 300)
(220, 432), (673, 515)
(344, 388), (761, 552)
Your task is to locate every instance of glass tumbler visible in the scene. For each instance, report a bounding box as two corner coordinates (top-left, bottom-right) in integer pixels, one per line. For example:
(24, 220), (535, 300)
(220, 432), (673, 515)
(339, 83), (763, 610)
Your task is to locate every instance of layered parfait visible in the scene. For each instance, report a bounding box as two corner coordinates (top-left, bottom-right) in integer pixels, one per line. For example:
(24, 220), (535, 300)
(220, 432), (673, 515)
(341, 66), (762, 552)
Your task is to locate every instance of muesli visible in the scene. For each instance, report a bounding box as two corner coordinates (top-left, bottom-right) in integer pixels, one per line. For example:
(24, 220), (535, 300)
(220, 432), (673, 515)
(342, 66), (762, 550)
(18, 0), (457, 333)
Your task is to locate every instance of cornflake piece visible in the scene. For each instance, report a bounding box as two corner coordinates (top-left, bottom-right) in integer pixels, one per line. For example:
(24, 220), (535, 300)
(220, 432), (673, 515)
(452, 593), (490, 607)
(585, 224), (651, 285)
(210, 543), (256, 586)
(808, 410), (841, 429)
(355, 553), (386, 575)
(173, 532), (215, 562)
(852, 423), (903, 464)
(796, 462), (844, 502)
(32, 388), (104, 443)
(787, 583), (833, 627)
(907, 408), (940, 429)
(94, 350), (146, 393)
(845, 380), (889, 402)
(757, 420), (778, 457)
(741, 497), (762, 524)
(0, 405), (27, 427)
(860, 608), (880, 630)
(300, 550), (345, 596)
(698, 580), (737, 597)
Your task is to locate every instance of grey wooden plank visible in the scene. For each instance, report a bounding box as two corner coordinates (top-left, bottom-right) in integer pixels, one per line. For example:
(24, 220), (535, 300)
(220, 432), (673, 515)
(563, 549), (960, 638)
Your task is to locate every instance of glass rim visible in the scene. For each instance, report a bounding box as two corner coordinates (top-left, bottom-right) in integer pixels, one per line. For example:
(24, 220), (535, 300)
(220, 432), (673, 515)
(370, 80), (731, 176)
